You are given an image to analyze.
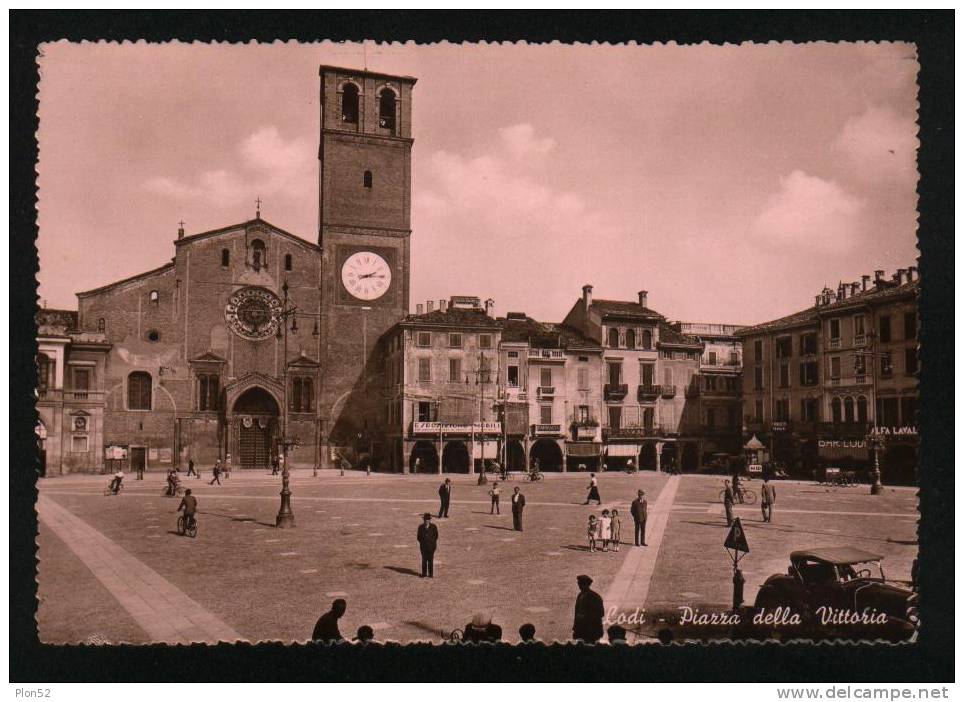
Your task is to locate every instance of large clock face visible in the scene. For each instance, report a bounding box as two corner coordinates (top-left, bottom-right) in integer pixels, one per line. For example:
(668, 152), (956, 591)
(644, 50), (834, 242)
(224, 286), (282, 340)
(341, 251), (392, 301)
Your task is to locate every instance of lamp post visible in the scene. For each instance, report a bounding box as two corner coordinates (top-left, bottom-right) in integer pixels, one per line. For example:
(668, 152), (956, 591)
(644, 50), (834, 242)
(465, 351), (494, 474)
(274, 279), (321, 528)
(868, 434), (886, 495)
(854, 330), (889, 496)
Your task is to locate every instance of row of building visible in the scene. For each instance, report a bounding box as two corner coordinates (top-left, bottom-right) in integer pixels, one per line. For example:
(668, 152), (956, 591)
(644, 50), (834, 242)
(33, 64), (919, 484)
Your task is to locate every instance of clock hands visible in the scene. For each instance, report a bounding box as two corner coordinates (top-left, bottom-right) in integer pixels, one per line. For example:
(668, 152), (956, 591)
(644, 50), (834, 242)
(358, 272), (386, 280)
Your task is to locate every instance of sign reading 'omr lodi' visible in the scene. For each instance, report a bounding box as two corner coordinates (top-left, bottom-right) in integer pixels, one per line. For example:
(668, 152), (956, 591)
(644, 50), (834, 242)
(413, 421), (502, 435)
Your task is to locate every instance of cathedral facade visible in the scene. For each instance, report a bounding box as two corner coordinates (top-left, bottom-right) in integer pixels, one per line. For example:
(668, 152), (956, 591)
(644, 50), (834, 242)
(36, 66), (415, 475)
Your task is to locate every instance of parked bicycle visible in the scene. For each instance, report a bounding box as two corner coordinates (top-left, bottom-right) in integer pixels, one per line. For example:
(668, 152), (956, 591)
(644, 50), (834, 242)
(720, 486), (757, 505)
(524, 470), (544, 482)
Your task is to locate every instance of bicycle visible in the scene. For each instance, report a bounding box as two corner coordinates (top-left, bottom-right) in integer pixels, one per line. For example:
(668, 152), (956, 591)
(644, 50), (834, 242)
(103, 480), (123, 496)
(720, 486), (757, 505)
(524, 470), (544, 482)
(163, 483), (185, 498)
(176, 514), (198, 538)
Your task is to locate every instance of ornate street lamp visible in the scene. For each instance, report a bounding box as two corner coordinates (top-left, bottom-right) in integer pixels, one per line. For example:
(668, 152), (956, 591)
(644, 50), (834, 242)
(867, 433), (886, 496)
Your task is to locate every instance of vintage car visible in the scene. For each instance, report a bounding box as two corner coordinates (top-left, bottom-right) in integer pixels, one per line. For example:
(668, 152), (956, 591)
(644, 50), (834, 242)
(753, 547), (918, 640)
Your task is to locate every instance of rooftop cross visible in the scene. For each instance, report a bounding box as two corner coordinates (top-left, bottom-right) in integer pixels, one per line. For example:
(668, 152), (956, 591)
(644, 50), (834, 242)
(255, 197), (262, 219)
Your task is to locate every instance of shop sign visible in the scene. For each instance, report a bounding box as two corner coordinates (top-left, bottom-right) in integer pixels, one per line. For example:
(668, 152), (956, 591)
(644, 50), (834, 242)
(870, 426), (918, 436)
(533, 423), (562, 436)
(575, 426), (598, 440)
(771, 421), (789, 432)
(413, 421), (502, 435)
(818, 439), (867, 450)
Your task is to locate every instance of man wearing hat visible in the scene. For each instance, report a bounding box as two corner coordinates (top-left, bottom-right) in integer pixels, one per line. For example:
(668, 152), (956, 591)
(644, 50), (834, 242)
(438, 478), (452, 518)
(572, 575), (605, 643)
(462, 612), (503, 643)
(630, 489), (648, 547)
(416, 512), (439, 578)
(312, 598), (347, 643)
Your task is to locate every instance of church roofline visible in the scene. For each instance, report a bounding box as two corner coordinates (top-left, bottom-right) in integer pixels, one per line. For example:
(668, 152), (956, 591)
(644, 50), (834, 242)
(318, 65), (418, 84)
(76, 262), (176, 298)
(173, 217), (320, 251)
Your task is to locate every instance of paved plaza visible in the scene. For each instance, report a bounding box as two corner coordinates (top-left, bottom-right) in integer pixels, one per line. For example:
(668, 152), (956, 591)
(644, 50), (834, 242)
(36, 470), (918, 644)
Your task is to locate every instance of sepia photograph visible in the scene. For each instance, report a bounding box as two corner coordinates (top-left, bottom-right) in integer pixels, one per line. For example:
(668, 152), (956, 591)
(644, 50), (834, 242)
(13, 14), (951, 685)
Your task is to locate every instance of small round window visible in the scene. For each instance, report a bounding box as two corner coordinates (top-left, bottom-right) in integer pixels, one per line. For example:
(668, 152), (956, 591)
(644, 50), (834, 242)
(147, 329), (160, 343)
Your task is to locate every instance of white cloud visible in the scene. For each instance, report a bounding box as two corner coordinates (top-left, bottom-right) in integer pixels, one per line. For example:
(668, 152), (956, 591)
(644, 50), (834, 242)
(833, 106), (919, 185)
(749, 170), (864, 253)
(498, 123), (556, 161)
(145, 127), (313, 207)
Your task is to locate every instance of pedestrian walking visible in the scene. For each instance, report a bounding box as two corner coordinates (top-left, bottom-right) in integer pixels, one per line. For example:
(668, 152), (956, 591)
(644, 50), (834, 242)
(416, 513), (439, 578)
(224, 452), (232, 479)
(414, 457), (423, 474)
(587, 514), (599, 552)
(135, 460), (144, 481)
(109, 468), (124, 495)
(271, 455), (280, 475)
(511, 486), (526, 531)
(437, 478), (452, 518)
(489, 481), (501, 515)
(723, 480), (735, 526)
(631, 490), (648, 546)
(186, 458), (198, 479)
(610, 508), (622, 552)
(732, 471), (743, 503)
(599, 509), (613, 552)
(209, 459), (222, 486)
(761, 477), (776, 523)
(584, 473), (602, 505)
(312, 598), (347, 642)
(572, 575), (605, 643)
(626, 457), (636, 474)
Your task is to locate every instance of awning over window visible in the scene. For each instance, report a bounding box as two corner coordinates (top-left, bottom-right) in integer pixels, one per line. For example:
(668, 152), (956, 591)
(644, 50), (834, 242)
(817, 439), (869, 461)
(566, 442), (602, 457)
(606, 444), (640, 457)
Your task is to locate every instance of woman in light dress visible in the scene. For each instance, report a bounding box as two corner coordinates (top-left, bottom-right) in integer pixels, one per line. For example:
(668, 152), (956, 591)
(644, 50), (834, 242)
(599, 509), (613, 552)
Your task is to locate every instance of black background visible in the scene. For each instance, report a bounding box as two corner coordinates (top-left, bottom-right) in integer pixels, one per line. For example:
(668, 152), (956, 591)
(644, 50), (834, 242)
(10, 10), (954, 682)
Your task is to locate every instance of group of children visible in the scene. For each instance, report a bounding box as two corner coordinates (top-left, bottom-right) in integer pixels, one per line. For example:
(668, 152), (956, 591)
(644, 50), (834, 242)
(587, 509), (622, 552)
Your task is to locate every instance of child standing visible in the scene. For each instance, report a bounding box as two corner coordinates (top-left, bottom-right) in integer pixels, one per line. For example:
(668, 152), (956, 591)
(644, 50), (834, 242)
(610, 509), (622, 552)
(587, 514), (599, 552)
(599, 509), (613, 552)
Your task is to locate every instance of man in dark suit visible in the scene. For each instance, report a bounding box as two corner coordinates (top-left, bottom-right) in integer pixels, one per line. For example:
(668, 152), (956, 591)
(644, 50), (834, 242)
(312, 598), (346, 642)
(511, 487), (526, 531)
(572, 574), (605, 643)
(630, 489), (648, 546)
(723, 480), (735, 527)
(437, 478), (452, 518)
(416, 513), (439, 578)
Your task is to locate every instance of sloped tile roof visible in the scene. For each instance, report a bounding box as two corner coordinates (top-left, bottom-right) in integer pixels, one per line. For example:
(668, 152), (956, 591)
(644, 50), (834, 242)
(657, 321), (701, 347)
(500, 316), (601, 350)
(399, 306), (502, 329)
(590, 299), (665, 319)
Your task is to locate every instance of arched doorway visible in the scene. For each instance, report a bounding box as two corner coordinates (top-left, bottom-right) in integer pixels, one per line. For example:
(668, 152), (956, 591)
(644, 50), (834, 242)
(442, 441), (470, 473)
(410, 441), (438, 474)
(681, 443), (699, 473)
(640, 443), (657, 471)
(883, 444), (917, 486)
(660, 443), (678, 473)
(232, 387), (280, 469)
(506, 440), (526, 471)
(530, 438), (563, 472)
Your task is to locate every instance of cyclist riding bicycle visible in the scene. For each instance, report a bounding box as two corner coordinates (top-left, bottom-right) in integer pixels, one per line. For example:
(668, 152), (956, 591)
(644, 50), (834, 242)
(109, 468), (124, 495)
(166, 468), (181, 496)
(176, 488), (197, 530)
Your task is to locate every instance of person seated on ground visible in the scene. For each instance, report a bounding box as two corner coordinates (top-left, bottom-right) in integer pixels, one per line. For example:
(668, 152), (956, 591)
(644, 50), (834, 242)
(312, 598), (347, 643)
(354, 625), (374, 644)
(109, 468), (124, 494)
(176, 488), (198, 528)
(518, 623), (537, 643)
(607, 624), (628, 644)
(462, 612), (502, 643)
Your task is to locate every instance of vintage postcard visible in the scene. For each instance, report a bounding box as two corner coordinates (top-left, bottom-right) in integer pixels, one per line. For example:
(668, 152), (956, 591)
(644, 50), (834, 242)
(32, 39), (921, 649)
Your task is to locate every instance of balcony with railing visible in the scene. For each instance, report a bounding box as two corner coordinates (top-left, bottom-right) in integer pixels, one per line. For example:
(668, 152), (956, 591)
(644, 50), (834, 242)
(536, 386), (555, 400)
(829, 338), (841, 349)
(527, 348), (565, 362)
(637, 384), (661, 402)
(603, 424), (662, 439)
(604, 383), (629, 401)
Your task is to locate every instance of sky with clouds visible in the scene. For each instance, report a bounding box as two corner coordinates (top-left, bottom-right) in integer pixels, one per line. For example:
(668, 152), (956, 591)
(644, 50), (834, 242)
(37, 41), (919, 325)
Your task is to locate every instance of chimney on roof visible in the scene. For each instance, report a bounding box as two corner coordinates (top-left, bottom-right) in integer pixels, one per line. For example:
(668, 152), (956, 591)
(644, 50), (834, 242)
(851, 282), (860, 296)
(874, 269), (885, 285)
(427, 300), (435, 313)
(582, 284), (593, 308)
(895, 268), (907, 285)
(416, 303), (423, 315)
(177, 223), (185, 239)
(484, 298), (495, 317)
(837, 283), (847, 301)
(638, 290), (648, 308)
(862, 275), (871, 291)
(439, 299), (447, 312)
(815, 294), (822, 307)
(907, 266), (918, 282)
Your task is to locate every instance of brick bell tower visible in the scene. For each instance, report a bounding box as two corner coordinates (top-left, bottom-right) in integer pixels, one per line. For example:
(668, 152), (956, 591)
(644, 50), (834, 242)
(317, 65), (415, 468)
